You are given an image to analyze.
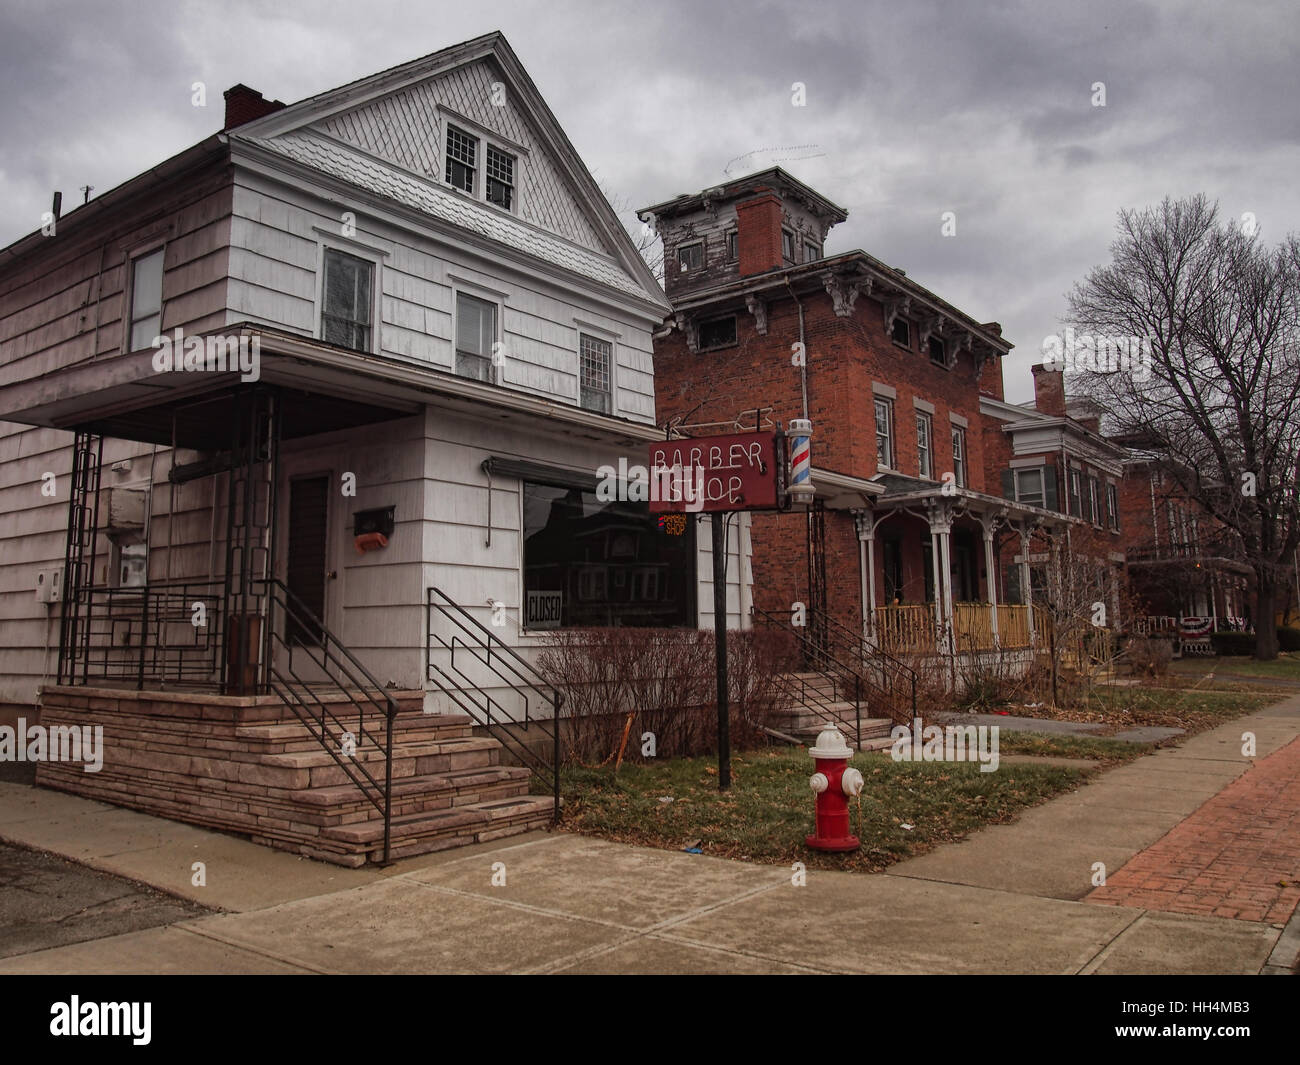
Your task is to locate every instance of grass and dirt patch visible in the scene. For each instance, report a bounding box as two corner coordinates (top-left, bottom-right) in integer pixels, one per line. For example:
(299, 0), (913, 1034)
(562, 746), (1107, 874)
(998, 685), (1277, 737)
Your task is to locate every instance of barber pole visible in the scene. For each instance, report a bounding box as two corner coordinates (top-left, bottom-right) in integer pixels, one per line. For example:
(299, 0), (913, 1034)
(787, 418), (814, 505)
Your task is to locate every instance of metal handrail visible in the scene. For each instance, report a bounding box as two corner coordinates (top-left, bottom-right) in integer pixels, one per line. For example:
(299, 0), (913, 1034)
(425, 587), (562, 821)
(262, 578), (399, 864)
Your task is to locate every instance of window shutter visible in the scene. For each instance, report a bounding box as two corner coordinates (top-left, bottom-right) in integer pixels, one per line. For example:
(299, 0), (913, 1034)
(1043, 466), (1059, 511)
(1001, 469), (1015, 500)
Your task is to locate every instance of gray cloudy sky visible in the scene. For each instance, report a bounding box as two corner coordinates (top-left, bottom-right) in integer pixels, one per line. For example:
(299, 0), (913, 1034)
(3, 0), (1297, 402)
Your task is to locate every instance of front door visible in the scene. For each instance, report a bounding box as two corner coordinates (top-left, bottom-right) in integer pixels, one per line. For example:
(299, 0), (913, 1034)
(286, 475), (330, 645)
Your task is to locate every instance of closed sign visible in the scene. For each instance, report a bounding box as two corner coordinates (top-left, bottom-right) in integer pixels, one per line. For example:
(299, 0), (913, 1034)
(526, 591), (562, 629)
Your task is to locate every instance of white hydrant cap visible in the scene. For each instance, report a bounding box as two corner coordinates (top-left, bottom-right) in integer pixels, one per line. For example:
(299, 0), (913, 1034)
(842, 767), (865, 797)
(808, 727), (854, 759)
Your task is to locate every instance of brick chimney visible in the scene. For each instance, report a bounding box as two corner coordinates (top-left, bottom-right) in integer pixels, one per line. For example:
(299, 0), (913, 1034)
(735, 189), (785, 277)
(1031, 362), (1066, 417)
(223, 84), (286, 131)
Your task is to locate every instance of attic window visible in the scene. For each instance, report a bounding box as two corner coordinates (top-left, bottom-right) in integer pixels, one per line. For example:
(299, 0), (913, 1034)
(678, 242), (703, 272)
(698, 315), (737, 350)
(891, 317), (911, 348)
(446, 126), (477, 194)
(486, 145), (514, 211)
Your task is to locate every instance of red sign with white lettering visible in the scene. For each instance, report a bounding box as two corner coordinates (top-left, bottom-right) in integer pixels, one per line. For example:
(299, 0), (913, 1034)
(648, 431), (782, 513)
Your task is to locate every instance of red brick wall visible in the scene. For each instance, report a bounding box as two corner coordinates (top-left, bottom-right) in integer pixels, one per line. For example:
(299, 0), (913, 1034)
(735, 192), (784, 277)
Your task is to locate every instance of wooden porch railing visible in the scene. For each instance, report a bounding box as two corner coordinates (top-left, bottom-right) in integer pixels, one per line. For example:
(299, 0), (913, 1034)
(875, 603), (1051, 654)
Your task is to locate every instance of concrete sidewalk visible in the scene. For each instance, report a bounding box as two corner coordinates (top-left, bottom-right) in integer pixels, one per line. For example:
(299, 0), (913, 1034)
(1, 696), (1298, 974)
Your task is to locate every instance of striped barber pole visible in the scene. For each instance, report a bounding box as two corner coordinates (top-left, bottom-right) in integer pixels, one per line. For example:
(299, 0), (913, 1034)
(788, 418), (814, 504)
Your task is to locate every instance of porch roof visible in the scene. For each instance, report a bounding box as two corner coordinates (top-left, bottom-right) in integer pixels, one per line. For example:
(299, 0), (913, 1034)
(866, 472), (1071, 526)
(0, 324), (668, 451)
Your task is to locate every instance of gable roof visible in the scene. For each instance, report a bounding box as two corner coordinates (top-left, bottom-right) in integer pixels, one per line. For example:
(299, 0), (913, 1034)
(229, 32), (667, 312)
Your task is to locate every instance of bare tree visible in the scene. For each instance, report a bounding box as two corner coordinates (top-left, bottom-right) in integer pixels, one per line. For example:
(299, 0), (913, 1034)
(1066, 196), (1300, 659)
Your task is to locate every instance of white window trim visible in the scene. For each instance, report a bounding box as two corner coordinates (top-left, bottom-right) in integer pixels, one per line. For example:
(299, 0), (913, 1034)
(1014, 467), (1046, 506)
(875, 396), (895, 471)
(677, 240), (704, 272)
(574, 318), (618, 414)
(123, 242), (167, 355)
(916, 410), (934, 479)
(436, 107), (528, 216)
(315, 243), (382, 355)
(452, 284), (503, 385)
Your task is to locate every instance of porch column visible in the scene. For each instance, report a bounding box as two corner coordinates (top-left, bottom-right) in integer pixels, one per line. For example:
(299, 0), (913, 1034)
(1019, 522), (1036, 648)
(854, 507), (877, 653)
(979, 510), (1002, 650)
(929, 500), (956, 686)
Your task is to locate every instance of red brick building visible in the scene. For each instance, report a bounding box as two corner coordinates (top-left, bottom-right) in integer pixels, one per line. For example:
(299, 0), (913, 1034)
(641, 170), (1087, 672)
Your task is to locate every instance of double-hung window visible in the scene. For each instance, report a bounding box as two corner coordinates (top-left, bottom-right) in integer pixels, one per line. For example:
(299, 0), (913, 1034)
(455, 292), (497, 383)
(875, 398), (895, 470)
(1015, 468), (1045, 506)
(445, 125), (477, 193)
(128, 248), (165, 351)
(321, 249), (374, 353)
(916, 412), (933, 478)
(579, 333), (612, 414)
(486, 145), (515, 210)
(1107, 483), (1120, 531)
(951, 426), (967, 487)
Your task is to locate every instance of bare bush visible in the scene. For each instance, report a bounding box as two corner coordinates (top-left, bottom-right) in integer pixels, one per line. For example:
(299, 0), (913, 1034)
(1127, 635), (1174, 677)
(536, 627), (779, 765)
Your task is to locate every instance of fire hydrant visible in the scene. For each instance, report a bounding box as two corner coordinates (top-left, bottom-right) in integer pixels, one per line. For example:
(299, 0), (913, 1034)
(806, 727), (865, 851)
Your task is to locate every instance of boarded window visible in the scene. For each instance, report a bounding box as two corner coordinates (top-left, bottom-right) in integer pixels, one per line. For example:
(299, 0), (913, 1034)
(129, 248), (164, 351)
(455, 292), (497, 383)
(321, 249), (373, 353)
(579, 334), (612, 414)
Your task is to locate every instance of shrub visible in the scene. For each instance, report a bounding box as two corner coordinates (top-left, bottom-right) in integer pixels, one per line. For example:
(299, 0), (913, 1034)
(1127, 636), (1174, 677)
(1211, 629), (1300, 655)
(535, 627), (782, 765)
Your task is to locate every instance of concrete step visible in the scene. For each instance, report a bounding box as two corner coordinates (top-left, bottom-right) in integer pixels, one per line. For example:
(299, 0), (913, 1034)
(295, 765), (534, 825)
(234, 713), (473, 752)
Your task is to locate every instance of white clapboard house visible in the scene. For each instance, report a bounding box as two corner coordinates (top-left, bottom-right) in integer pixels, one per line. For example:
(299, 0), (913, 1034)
(0, 32), (751, 863)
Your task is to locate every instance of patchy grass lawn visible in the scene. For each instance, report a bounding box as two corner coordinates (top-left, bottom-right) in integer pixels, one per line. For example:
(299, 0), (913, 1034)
(562, 747), (1102, 874)
(996, 731), (1153, 764)
(1006, 685), (1277, 736)
(1169, 654), (1300, 682)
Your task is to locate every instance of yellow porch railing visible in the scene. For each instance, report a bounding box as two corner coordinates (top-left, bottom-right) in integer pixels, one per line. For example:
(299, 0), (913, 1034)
(875, 603), (1051, 654)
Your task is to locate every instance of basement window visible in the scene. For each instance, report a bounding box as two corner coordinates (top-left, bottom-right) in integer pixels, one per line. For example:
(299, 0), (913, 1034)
(698, 315), (737, 350)
(522, 482), (697, 629)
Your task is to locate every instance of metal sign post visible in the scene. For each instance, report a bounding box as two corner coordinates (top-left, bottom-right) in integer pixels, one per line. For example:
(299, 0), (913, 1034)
(712, 511), (731, 790)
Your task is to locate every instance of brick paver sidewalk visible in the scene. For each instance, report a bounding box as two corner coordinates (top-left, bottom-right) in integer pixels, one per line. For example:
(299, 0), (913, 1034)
(1087, 736), (1300, 924)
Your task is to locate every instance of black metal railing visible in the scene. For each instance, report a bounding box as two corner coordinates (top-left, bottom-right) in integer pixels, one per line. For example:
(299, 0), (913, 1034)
(425, 587), (562, 821)
(811, 605), (919, 728)
(60, 579), (227, 689)
(262, 578), (400, 864)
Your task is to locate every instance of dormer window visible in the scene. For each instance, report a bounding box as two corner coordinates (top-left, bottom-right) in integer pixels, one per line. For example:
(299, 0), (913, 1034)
(678, 242), (703, 272)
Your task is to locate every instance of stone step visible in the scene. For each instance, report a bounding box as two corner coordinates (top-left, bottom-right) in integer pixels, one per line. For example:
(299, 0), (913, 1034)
(319, 795), (556, 859)
(789, 718), (897, 743)
(295, 765), (534, 824)
(234, 713), (473, 752)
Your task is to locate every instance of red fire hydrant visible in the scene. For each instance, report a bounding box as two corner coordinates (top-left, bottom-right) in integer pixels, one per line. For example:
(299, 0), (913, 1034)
(806, 727), (865, 852)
